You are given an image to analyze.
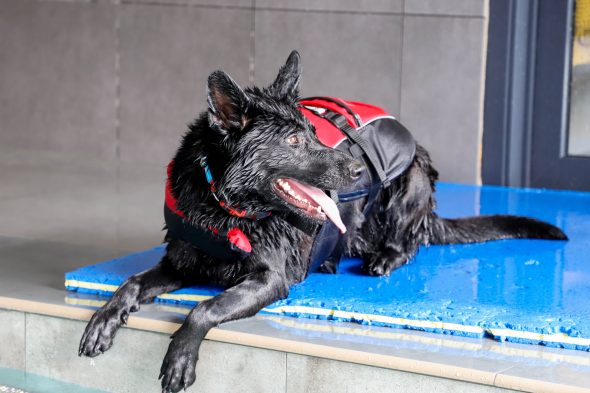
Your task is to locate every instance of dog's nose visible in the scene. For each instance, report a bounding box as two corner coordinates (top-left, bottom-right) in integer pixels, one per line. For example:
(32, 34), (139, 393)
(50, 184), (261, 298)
(348, 160), (365, 180)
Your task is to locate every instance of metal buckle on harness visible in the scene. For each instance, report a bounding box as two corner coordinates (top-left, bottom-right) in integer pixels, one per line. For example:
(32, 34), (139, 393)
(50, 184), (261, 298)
(325, 112), (351, 130)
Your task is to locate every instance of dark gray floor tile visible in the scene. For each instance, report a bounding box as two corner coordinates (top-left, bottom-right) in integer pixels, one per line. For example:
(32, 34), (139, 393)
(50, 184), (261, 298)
(0, 147), (117, 201)
(119, 4), (252, 164)
(116, 163), (168, 252)
(0, 149), (165, 254)
(0, 0), (117, 161)
(255, 0), (402, 13)
(404, 0), (487, 17)
(400, 16), (486, 183)
(255, 10), (403, 115)
(0, 236), (29, 248)
(0, 240), (119, 298)
(0, 166), (120, 249)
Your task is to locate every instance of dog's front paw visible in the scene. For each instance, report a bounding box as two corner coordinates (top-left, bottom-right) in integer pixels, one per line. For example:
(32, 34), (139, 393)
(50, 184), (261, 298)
(318, 259), (338, 274)
(160, 335), (198, 393)
(79, 308), (126, 357)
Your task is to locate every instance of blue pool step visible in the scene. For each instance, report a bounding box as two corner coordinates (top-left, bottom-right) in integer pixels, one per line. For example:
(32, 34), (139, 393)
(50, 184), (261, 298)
(65, 183), (590, 351)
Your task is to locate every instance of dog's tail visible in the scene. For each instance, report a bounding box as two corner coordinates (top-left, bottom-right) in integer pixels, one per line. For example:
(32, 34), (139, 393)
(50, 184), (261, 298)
(429, 215), (567, 245)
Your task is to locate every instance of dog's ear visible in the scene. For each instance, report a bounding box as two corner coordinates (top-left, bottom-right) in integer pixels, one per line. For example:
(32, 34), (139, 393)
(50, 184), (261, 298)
(207, 71), (249, 133)
(268, 50), (301, 101)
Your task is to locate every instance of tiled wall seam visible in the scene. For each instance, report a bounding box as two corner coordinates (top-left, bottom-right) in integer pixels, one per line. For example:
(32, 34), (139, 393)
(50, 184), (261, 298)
(398, 0), (406, 122)
(285, 351), (290, 393)
(250, 0), (256, 84)
(115, 4), (122, 162)
(253, 8), (485, 18)
(24, 312), (27, 374)
(120, 0), (253, 9)
(476, 1), (490, 185)
(24, 0), (486, 18)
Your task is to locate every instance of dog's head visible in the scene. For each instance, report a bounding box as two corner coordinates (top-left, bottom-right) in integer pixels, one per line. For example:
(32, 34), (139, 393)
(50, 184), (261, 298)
(204, 51), (362, 232)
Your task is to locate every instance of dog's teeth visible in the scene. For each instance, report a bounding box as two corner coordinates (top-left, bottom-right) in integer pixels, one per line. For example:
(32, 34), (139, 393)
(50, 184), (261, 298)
(283, 183), (291, 190)
(316, 206), (322, 214)
(301, 198), (308, 204)
(288, 190), (296, 196)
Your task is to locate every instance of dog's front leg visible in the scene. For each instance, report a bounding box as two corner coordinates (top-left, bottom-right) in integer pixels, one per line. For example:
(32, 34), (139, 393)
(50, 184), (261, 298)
(159, 269), (288, 393)
(79, 258), (183, 357)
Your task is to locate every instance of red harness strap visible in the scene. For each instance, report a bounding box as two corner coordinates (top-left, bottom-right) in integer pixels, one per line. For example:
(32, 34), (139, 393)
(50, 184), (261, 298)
(165, 162), (252, 255)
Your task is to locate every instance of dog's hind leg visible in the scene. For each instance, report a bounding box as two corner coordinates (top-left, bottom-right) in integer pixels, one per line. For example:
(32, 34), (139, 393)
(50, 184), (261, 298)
(363, 246), (416, 276)
(79, 256), (183, 358)
(361, 149), (437, 276)
(159, 268), (288, 393)
(361, 198), (431, 276)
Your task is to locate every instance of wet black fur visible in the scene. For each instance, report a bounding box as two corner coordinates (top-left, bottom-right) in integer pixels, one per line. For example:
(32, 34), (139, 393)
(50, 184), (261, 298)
(79, 51), (567, 392)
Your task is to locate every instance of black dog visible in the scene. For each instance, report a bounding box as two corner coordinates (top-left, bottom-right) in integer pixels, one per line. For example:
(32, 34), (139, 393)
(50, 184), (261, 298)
(79, 51), (566, 393)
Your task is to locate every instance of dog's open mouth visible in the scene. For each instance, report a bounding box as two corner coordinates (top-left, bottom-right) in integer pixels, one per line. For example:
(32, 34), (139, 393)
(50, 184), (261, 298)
(273, 178), (346, 233)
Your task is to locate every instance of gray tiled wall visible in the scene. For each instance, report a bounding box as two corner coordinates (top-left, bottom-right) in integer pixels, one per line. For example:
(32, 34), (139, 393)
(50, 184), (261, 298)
(118, 3), (253, 164)
(404, 0), (488, 17)
(3, 311), (519, 393)
(0, 310), (25, 370)
(0, 0), (118, 161)
(286, 354), (516, 393)
(0, 0), (488, 183)
(400, 15), (487, 183)
(23, 313), (287, 393)
(254, 10), (403, 115)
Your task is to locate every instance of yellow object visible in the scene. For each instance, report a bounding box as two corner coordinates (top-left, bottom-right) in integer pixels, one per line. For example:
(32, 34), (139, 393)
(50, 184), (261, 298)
(575, 0), (590, 38)
(573, 0), (590, 66)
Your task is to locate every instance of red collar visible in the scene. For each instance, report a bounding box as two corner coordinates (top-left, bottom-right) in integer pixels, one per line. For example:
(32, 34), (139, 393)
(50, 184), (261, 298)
(199, 157), (272, 220)
(165, 160), (271, 221)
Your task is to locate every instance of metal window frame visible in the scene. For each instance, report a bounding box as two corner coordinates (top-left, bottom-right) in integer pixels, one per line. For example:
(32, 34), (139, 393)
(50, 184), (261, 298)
(482, 0), (590, 191)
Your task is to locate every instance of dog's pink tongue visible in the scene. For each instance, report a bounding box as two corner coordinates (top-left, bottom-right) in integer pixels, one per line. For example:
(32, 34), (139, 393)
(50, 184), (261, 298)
(291, 181), (346, 234)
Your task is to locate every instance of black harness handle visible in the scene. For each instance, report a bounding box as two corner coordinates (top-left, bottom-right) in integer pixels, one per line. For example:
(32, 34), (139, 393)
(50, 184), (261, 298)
(302, 96), (389, 187)
(301, 96), (363, 127)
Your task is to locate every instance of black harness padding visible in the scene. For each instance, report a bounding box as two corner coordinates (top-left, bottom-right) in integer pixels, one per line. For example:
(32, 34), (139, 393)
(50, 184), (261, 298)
(164, 205), (250, 262)
(299, 98), (417, 272)
(323, 111), (389, 186)
(331, 115), (416, 201)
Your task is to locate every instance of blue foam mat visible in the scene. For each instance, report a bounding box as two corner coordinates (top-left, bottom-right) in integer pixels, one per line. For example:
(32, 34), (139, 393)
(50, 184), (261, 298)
(65, 183), (590, 351)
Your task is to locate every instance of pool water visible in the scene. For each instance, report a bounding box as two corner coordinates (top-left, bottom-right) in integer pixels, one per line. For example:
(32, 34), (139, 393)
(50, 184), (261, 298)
(0, 368), (106, 393)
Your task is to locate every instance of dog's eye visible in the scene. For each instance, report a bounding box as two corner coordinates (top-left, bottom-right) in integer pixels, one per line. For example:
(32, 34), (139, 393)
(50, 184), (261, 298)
(286, 134), (301, 145)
